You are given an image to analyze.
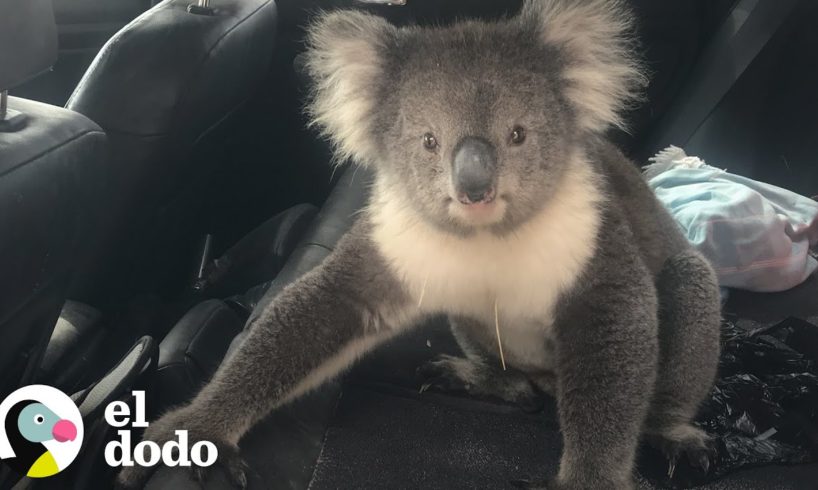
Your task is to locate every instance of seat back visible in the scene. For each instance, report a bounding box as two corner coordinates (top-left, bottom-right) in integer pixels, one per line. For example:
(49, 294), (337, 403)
(66, 0), (278, 300)
(0, 0), (107, 396)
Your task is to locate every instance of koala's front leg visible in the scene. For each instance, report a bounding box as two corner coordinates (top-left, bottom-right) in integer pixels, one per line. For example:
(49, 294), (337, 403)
(116, 228), (413, 488)
(547, 268), (659, 489)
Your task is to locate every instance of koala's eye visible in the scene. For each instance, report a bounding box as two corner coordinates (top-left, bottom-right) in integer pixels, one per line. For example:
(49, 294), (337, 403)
(34, 414), (45, 425)
(510, 126), (526, 145)
(422, 133), (438, 151)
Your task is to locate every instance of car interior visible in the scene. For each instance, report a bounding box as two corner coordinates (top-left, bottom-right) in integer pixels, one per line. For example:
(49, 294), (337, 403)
(1, 0), (816, 489)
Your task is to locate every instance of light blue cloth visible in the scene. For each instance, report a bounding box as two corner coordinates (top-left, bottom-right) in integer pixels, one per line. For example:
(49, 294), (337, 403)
(645, 146), (818, 292)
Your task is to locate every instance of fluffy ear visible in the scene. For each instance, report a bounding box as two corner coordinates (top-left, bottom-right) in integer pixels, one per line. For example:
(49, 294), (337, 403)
(520, 0), (647, 133)
(305, 10), (396, 166)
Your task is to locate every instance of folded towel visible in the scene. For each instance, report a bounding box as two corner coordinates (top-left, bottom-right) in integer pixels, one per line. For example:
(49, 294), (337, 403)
(645, 146), (818, 292)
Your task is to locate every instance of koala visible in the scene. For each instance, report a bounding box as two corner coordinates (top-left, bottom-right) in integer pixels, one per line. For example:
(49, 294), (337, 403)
(117, 1), (722, 489)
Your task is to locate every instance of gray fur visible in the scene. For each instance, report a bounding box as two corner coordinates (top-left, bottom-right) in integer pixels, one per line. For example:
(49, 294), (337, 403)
(116, 224), (415, 488)
(117, 2), (721, 489)
(419, 316), (551, 411)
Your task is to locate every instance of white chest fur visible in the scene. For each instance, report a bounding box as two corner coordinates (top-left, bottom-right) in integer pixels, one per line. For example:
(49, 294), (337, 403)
(369, 156), (603, 334)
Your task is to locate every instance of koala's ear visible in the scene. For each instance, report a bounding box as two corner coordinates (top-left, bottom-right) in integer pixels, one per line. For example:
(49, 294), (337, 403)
(305, 11), (396, 166)
(520, 0), (647, 133)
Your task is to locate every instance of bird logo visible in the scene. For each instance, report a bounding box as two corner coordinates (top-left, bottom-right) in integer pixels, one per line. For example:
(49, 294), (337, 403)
(0, 385), (84, 478)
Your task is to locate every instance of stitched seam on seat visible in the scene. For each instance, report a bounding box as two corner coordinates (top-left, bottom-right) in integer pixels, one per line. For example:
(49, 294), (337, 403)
(67, 0), (177, 105)
(184, 302), (231, 360)
(89, 90), (245, 139)
(156, 362), (200, 396)
(0, 129), (105, 178)
(167, 0), (275, 134)
(273, 205), (319, 257)
(0, 275), (63, 330)
(305, 389), (344, 490)
(300, 242), (334, 253)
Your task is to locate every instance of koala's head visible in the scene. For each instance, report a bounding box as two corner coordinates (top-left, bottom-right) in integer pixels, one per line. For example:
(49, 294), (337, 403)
(306, 0), (645, 235)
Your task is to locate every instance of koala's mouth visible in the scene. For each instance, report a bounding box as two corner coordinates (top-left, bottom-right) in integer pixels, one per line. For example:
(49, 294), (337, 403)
(456, 187), (496, 206)
(447, 191), (506, 227)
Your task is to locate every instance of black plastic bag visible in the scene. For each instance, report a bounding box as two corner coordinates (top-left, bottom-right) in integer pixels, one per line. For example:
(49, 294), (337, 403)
(639, 317), (818, 488)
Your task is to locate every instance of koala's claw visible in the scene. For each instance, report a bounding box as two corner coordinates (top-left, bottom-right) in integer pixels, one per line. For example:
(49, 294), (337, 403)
(216, 442), (250, 489)
(190, 440), (249, 489)
(666, 455), (677, 479)
(664, 442), (714, 477)
(418, 376), (462, 394)
(416, 357), (470, 394)
(678, 440), (716, 475)
(696, 449), (712, 474)
(649, 425), (717, 479)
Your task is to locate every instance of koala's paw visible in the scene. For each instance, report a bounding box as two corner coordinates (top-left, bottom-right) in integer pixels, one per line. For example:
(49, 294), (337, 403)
(417, 355), (545, 413)
(190, 440), (249, 489)
(648, 424), (716, 478)
(115, 407), (248, 489)
(417, 355), (474, 394)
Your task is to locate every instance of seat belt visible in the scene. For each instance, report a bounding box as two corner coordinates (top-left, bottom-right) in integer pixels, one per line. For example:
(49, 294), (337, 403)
(640, 0), (799, 161)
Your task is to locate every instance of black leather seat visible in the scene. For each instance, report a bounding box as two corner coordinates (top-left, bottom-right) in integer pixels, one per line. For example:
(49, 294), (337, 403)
(154, 201), (319, 409)
(147, 165), (369, 488)
(0, 0), (107, 399)
(65, 0), (279, 301)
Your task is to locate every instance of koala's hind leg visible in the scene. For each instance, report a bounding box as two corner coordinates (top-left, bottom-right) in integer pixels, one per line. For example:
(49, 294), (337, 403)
(418, 316), (548, 412)
(645, 249), (721, 475)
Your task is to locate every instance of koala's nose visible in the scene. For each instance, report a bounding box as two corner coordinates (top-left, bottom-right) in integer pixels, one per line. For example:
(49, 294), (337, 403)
(452, 136), (497, 204)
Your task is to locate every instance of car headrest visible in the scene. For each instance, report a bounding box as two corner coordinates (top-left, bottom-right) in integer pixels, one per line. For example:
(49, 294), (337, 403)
(67, 0), (277, 136)
(0, 0), (58, 90)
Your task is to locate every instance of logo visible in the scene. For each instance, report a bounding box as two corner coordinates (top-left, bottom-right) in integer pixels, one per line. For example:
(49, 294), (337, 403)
(104, 391), (217, 469)
(0, 385), (84, 478)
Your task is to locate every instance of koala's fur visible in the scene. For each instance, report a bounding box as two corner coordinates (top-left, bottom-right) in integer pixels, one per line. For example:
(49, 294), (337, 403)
(118, 1), (722, 489)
